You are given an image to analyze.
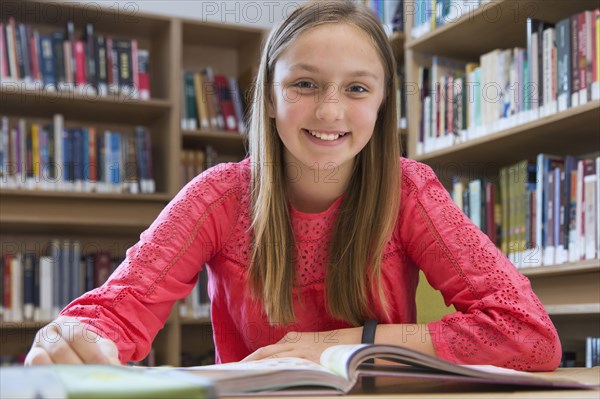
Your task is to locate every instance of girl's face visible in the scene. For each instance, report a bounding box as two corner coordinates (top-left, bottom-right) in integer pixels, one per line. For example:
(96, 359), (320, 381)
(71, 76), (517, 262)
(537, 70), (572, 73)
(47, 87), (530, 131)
(270, 23), (386, 175)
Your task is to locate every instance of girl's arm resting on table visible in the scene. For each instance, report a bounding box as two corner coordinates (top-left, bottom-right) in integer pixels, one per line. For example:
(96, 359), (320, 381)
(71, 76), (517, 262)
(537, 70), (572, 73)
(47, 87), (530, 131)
(243, 324), (436, 364)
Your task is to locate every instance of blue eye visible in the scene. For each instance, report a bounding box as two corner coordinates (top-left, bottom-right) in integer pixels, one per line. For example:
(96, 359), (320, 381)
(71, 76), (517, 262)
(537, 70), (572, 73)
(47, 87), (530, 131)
(349, 85), (367, 93)
(295, 81), (316, 89)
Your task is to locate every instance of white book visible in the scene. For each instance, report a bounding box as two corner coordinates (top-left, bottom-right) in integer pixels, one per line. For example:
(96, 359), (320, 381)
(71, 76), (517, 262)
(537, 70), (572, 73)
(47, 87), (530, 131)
(586, 337), (593, 368)
(584, 171), (597, 260)
(576, 160), (585, 261)
(468, 179), (482, 230)
(542, 28), (556, 109)
(10, 253), (23, 322)
(38, 256), (54, 322)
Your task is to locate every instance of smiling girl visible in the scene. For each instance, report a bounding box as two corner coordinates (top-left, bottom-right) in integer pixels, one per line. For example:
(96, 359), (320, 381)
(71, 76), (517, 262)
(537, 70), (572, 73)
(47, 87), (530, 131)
(26, 0), (561, 372)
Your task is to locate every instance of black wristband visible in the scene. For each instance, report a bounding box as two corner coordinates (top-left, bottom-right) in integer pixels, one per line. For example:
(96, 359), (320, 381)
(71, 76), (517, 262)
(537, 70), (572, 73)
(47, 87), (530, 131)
(360, 319), (378, 390)
(361, 319), (378, 344)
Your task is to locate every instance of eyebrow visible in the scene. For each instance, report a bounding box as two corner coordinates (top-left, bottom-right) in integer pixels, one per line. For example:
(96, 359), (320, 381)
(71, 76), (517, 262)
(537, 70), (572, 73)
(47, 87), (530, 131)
(289, 63), (379, 81)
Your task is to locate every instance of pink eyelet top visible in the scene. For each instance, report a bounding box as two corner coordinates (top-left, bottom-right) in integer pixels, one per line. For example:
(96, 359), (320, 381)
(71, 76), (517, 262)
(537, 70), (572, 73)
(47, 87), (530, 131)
(63, 157), (561, 370)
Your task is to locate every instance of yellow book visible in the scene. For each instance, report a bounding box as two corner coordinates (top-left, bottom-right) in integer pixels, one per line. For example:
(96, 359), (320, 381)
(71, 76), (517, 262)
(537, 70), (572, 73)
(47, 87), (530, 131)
(193, 72), (210, 130)
(31, 123), (39, 180)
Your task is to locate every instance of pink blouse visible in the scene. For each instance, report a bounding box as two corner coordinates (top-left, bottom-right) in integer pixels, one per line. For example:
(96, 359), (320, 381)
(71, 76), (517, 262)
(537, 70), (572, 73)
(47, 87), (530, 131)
(62, 157), (561, 370)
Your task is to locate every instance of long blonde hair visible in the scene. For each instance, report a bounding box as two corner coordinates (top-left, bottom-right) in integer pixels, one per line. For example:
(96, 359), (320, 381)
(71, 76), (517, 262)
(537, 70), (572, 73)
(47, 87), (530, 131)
(248, 0), (400, 326)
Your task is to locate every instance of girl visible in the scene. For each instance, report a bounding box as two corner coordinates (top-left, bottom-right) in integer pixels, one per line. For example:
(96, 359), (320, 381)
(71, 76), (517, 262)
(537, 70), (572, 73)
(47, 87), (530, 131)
(26, 0), (561, 371)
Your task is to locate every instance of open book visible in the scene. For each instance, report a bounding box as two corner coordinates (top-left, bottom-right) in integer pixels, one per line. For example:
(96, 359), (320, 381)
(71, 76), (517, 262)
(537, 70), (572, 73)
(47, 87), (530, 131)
(178, 344), (596, 395)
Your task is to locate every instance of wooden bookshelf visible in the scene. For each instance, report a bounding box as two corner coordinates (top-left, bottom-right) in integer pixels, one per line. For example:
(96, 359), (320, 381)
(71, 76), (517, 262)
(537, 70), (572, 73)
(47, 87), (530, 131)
(407, 0), (599, 60)
(0, 0), (265, 367)
(520, 260), (600, 277)
(412, 100), (600, 168)
(182, 129), (247, 156)
(403, 0), (600, 366)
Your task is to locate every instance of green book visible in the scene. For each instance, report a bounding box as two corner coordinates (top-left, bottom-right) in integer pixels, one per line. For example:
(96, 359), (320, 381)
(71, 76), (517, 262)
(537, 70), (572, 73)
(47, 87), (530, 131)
(0, 365), (216, 399)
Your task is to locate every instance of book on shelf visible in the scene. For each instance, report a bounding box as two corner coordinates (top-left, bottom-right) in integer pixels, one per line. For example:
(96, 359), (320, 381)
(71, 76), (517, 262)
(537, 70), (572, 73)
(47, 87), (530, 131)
(180, 266), (210, 319)
(1, 240), (121, 323)
(176, 344), (594, 395)
(358, 0), (404, 35)
(414, 7), (600, 156)
(586, 337), (600, 368)
(0, 17), (152, 100)
(0, 115), (156, 194)
(180, 68), (247, 135)
(447, 154), (599, 268)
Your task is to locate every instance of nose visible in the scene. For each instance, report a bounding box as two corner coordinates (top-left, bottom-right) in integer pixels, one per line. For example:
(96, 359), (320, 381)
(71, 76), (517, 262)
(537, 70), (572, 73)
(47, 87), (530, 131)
(315, 83), (343, 122)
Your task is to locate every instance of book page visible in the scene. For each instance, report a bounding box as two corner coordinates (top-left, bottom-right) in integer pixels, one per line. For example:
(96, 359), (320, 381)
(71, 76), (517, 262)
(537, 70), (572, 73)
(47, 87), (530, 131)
(319, 344), (369, 379)
(188, 357), (335, 374)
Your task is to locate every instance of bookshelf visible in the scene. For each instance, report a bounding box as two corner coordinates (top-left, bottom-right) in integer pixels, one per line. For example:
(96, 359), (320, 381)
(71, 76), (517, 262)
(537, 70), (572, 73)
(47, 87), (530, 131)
(0, 0), (264, 366)
(404, 0), (600, 366)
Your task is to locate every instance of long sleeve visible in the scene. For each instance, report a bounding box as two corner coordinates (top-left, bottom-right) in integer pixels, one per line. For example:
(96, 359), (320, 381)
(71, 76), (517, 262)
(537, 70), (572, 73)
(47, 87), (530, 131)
(398, 159), (561, 371)
(61, 163), (246, 363)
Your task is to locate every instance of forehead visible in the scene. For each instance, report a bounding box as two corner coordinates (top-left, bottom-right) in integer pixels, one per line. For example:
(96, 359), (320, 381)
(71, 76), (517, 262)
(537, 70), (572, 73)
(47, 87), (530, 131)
(274, 23), (385, 78)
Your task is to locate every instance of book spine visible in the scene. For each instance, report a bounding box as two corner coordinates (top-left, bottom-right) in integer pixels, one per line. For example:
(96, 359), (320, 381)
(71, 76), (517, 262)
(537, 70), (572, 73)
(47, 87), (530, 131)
(214, 74), (238, 132)
(556, 18), (571, 111)
(131, 39), (139, 98)
(51, 32), (65, 89)
(95, 35), (108, 96)
(22, 252), (35, 321)
(38, 256), (53, 321)
(183, 71), (198, 130)
(137, 48), (150, 100)
(85, 23), (97, 91)
(0, 23), (7, 80)
(10, 253), (23, 322)
(3, 254), (12, 321)
(6, 17), (19, 81)
(583, 160), (597, 260)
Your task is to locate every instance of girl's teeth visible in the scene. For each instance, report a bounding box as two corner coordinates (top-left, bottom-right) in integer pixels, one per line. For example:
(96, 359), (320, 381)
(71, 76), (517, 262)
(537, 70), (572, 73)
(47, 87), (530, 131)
(308, 130), (345, 141)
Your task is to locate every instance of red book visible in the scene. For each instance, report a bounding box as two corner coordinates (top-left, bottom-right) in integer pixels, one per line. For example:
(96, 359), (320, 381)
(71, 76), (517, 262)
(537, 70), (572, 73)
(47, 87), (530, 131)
(485, 182), (496, 246)
(137, 49), (150, 100)
(88, 127), (97, 182)
(93, 251), (112, 287)
(131, 39), (139, 97)
(214, 74), (238, 132)
(0, 23), (7, 79)
(3, 253), (12, 313)
(29, 35), (42, 80)
(74, 40), (86, 87)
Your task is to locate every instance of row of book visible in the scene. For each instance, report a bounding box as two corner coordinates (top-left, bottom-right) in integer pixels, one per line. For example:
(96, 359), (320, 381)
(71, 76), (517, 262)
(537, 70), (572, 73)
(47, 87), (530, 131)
(451, 155), (600, 268)
(585, 337), (600, 368)
(355, 0), (405, 34)
(181, 68), (247, 134)
(179, 267), (211, 320)
(0, 115), (156, 194)
(0, 18), (151, 99)
(411, 0), (492, 38)
(1, 240), (122, 323)
(180, 146), (219, 188)
(416, 9), (600, 155)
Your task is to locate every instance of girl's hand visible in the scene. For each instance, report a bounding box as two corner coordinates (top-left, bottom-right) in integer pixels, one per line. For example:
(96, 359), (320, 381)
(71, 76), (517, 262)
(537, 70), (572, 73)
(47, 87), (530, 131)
(24, 316), (120, 365)
(242, 327), (362, 364)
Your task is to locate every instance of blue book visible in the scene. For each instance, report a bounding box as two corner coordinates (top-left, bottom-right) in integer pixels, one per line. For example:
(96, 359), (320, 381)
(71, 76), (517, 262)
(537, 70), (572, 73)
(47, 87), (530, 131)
(39, 35), (56, 87)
